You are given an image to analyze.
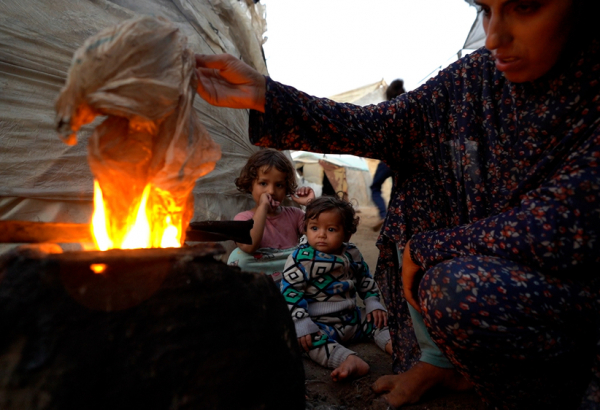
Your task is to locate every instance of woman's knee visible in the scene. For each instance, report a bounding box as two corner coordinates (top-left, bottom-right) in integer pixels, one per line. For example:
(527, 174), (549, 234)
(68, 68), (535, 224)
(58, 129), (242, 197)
(420, 256), (476, 305)
(417, 255), (518, 327)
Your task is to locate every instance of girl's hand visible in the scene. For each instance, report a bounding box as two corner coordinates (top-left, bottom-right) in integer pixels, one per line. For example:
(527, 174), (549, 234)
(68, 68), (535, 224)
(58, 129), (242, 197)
(298, 334), (313, 352)
(367, 309), (388, 329)
(292, 187), (315, 206)
(402, 240), (422, 313)
(259, 193), (280, 212)
(195, 54), (266, 112)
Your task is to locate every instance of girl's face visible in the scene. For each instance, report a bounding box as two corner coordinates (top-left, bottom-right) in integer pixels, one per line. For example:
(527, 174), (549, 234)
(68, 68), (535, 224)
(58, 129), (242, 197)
(251, 166), (287, 209)
(305, 210), (347, 254)
(477, 0), (574, 82)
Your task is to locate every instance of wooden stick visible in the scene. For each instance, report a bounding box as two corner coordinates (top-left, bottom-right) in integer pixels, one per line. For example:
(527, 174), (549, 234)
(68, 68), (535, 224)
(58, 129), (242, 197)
(0, 220), (94, 244)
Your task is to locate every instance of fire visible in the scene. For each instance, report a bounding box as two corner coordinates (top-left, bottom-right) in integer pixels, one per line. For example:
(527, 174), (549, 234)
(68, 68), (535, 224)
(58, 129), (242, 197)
(91, 180), (182, 250)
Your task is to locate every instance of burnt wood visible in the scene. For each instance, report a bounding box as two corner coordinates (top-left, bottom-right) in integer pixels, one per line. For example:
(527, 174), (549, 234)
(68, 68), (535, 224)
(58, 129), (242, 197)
(0, 220), (254, 245)
(0, 244), (304, 410)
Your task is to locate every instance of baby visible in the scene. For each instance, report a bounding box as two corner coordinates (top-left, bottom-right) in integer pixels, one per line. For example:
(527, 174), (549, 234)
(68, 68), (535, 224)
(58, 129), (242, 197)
(281, 196), (392, 381)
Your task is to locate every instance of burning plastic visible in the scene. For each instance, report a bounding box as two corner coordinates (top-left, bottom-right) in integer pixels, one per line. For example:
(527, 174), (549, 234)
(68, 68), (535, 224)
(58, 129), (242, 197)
(54, 16), (221, 250)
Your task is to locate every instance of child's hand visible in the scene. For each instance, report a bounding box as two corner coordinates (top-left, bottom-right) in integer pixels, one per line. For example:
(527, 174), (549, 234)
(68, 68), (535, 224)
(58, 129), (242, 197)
(298, 334), (313, 352)
(367, 309), (388, 329)
(292, 186), (315, 206)
(259, 193), (280, 211)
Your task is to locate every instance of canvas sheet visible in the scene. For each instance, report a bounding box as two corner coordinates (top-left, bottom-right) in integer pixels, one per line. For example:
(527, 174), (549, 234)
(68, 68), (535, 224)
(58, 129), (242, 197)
(0, 0), (267, 226)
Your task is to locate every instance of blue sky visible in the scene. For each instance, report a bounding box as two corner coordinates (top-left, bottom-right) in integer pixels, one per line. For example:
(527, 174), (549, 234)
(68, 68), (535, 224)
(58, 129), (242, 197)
(260, 0), (478, 97)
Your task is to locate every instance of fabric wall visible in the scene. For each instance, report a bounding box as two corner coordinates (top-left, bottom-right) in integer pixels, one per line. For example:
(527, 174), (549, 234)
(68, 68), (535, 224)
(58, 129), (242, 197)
(0, 0), (267, 231)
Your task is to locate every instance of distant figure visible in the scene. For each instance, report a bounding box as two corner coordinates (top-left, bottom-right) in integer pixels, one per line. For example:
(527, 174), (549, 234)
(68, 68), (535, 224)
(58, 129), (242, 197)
(370, 79), (406, 231)
(280, 196), (392, 382)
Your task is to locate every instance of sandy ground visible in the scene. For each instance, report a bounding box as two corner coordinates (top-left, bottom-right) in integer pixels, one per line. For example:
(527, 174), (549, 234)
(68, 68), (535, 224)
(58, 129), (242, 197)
(303, 206), (486, 410)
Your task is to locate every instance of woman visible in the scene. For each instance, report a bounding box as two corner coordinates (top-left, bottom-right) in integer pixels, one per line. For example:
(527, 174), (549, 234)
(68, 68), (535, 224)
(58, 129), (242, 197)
(195, 0), (600, 408)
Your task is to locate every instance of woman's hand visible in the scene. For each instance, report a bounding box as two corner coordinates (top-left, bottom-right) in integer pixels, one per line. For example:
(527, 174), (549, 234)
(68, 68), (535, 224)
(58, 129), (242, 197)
(292, 186), (315, 206)
(195, 54), (266, 112)
(402, 240), (422, 313)
(367, 309), (388, 329)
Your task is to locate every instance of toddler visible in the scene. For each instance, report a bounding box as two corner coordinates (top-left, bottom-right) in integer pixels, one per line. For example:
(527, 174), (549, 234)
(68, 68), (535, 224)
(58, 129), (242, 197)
(228, 149), (314, 282)
(281, 196), (392, 382)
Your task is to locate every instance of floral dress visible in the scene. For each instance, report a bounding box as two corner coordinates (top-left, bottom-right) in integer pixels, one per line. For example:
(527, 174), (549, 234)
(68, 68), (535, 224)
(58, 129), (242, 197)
(248, 41), (600, 408)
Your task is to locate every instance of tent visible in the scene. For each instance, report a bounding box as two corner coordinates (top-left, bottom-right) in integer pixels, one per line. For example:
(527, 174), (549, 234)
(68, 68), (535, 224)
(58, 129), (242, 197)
(0, 0), (269, 252)
(292, 151), (373, 208)
(460, 8), (485, 57)
(327, 79), (388, 106)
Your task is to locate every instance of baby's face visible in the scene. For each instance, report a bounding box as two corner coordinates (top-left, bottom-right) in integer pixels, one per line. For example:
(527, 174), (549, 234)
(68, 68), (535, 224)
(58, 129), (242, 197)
(306, 210), (346, 254)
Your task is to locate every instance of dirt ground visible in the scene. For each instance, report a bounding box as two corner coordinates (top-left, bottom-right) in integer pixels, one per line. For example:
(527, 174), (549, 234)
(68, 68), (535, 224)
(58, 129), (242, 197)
(303, 206), (486, 410)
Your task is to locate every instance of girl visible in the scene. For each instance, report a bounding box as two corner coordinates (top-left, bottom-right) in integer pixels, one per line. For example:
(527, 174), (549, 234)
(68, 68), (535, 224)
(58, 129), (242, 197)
(227, 149), (314, 282)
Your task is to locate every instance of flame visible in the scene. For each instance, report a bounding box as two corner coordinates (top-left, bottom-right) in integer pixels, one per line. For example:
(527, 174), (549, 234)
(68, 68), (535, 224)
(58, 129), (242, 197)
(91, 180), (182, 250)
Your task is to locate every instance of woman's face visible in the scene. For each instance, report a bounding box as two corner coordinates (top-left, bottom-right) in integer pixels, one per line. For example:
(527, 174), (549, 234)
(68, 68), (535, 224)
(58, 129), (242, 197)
(477, 0), (575, 82)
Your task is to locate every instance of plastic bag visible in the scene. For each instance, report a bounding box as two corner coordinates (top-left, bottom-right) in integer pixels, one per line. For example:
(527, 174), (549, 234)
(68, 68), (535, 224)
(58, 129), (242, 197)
(54, 16), (221, 247)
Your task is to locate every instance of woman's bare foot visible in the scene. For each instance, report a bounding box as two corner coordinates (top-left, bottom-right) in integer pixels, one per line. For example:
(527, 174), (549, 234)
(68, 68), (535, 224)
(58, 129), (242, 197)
(385, 340), (393, 355)
(331, 354), (370, 382)
(371, 361), (472, 408)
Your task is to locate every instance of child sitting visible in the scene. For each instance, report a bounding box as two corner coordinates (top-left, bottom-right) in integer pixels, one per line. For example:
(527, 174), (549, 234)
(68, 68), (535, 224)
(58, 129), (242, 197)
(281, 196), (392, 382)
(227, 149), (314, 283)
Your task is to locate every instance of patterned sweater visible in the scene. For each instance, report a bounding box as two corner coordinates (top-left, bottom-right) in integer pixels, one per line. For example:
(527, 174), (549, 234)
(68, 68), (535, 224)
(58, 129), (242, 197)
(281, 241), (386, 338)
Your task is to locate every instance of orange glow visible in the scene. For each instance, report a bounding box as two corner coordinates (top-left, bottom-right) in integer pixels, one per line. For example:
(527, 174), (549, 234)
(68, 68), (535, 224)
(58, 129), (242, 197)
(90, 263), (107, 274)
(91, 180), (183, 251)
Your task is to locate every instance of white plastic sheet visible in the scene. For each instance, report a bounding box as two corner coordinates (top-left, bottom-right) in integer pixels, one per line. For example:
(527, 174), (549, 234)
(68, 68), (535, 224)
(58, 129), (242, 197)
(0, 0), (267, 229)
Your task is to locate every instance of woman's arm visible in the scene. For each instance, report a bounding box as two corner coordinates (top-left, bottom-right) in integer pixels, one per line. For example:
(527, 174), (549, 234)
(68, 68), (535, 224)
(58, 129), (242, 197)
(248, 77), (419, 165)
(195, 52), (485, 169)
(247, 48), (494, 168)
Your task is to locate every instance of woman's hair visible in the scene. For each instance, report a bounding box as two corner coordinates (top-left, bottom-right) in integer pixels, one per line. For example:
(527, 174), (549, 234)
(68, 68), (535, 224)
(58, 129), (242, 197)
(235, 149), (298, 195)
(303, 196), (359, 237)
(386, 79), (406, 101)
(571, 0), (600, 44)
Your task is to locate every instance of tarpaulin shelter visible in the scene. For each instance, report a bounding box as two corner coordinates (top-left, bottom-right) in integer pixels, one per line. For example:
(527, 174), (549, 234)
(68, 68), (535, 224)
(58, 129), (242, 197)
(327, 79), (388, 106)
(291, 151), (373, 208)
(0, 0), (269, 251)
(460, 8), (485, 57)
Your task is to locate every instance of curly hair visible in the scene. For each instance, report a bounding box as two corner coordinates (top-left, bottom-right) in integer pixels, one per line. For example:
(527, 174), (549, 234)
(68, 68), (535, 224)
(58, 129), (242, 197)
(303, 196), (359, 238)
(235, 149), (298, 196)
